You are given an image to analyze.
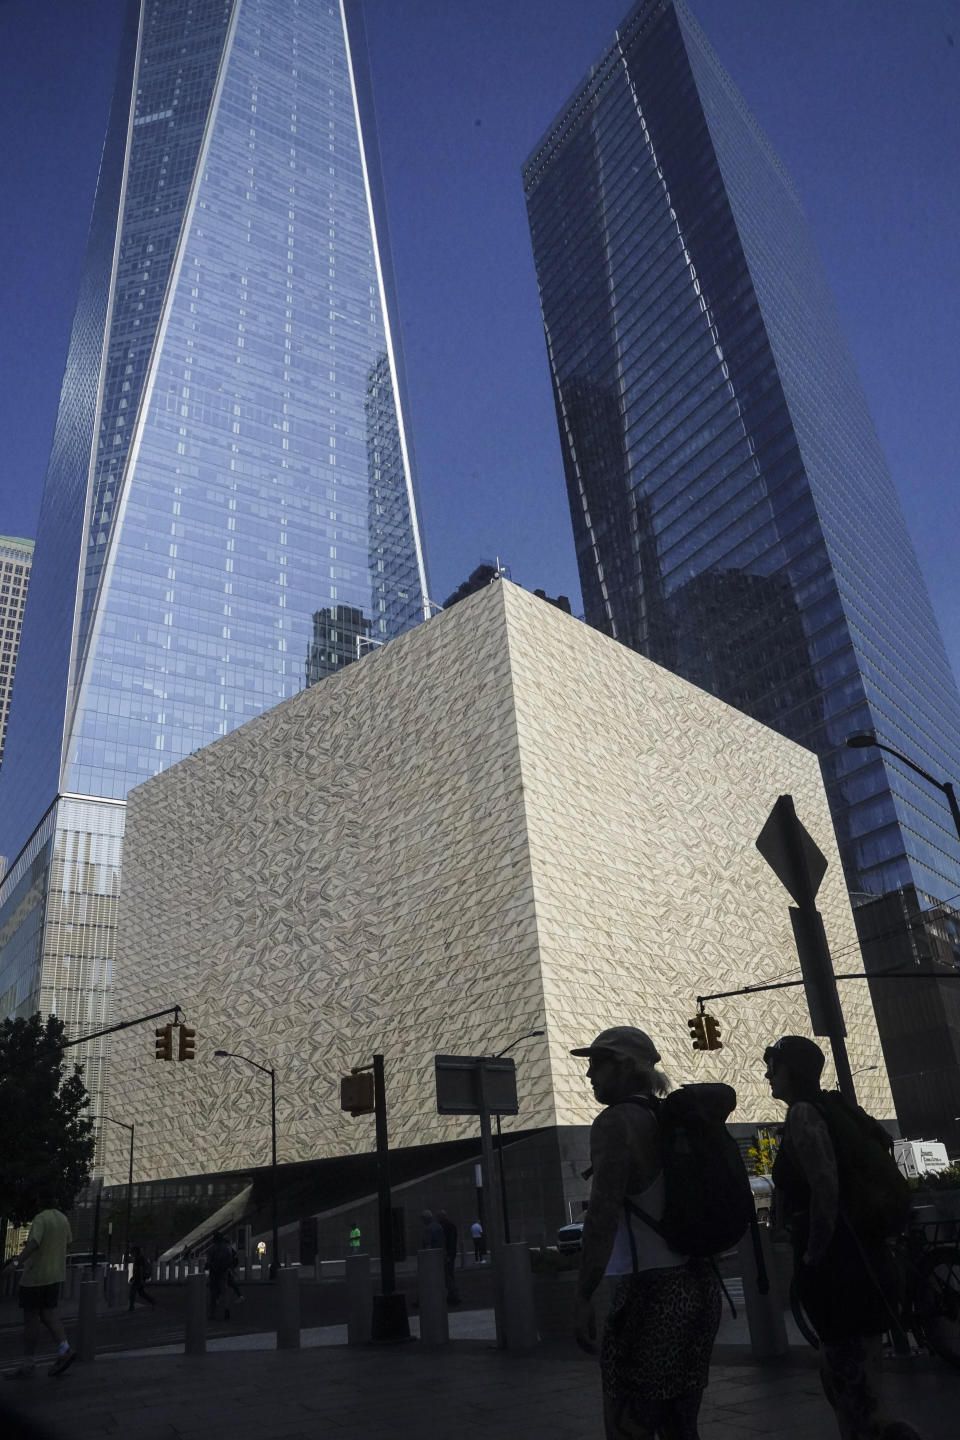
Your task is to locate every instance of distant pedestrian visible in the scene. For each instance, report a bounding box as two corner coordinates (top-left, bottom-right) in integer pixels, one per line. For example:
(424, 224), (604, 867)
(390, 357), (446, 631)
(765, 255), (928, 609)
(436, 1210), (460, 1305)
(470, 1220), (486, 1263)
(225, 1240), (244, 1305)
(571, 1026), (721, 1439)
(348, 1222), (361, 1254)
(764, 1035), (923, 1440)
(2, 1192), (76, 1378)
(420, 1209), (444, 1251)
(206, 1232), (234, 1320)
(128, 1246), (156, 1311)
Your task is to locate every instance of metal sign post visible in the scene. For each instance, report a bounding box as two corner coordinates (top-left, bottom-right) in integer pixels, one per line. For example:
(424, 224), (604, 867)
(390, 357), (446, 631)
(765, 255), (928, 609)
(757, 794), (856, 1103)
(435, 1054), (518, 1349)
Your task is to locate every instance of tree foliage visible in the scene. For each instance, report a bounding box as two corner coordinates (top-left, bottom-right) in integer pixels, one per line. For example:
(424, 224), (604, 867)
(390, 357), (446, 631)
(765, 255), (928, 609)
(0, 1013), (96, 1224)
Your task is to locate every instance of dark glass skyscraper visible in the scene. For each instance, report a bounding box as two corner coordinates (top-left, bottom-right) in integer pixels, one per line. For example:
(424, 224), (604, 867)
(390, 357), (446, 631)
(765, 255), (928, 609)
(0, 0), (428, 1146)
(524, 0), (960, 1133)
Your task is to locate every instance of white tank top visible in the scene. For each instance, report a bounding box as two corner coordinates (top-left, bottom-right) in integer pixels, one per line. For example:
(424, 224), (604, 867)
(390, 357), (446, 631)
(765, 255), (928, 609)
(605, 1172), (689, 1275)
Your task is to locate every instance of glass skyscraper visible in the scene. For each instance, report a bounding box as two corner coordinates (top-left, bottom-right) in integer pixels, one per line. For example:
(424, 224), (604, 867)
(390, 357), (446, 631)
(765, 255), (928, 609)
(524, 0), (960, 1132)
(0, 0), (428, 1148)
(0, 537), (34, 771)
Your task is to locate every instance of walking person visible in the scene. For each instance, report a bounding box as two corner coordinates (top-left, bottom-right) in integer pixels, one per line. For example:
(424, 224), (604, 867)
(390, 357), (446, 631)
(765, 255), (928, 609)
(764, 1035), (923, 1440)
(420, 1210), (444, 1250)
(225, 1239), (244, 1306)
(2, 1192), (77, 1378)
(127, 1245), (156, 1311)
(470, 1220), (486, 1264)
(571, 1027), (721, 1439)
(436, 1210), (460, 1305)
(206, 1232), (234, 1321)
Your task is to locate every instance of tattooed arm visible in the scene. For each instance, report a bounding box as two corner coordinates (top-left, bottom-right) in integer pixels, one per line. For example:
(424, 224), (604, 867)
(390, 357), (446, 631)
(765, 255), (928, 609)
(787, 1100), (839, 1265)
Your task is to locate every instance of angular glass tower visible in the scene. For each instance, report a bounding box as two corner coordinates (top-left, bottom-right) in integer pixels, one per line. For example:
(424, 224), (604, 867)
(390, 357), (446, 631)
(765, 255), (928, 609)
(524, 0), (960, 910)
(0, 0), (428, 1145)
(524, 0), (960, 1134)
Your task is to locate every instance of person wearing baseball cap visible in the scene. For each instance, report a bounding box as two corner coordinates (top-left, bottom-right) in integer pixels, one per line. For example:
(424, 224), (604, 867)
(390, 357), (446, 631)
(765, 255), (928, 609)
(570, 1027), (721, 1439)
(763, 1037), (921, 1440)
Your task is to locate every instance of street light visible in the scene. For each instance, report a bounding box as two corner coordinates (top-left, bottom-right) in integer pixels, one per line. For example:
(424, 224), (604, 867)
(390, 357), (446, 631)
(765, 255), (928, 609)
(215, 1049), (279, 1279)
(850, 1065), (879, 1078)
(99, 1115), (134, 1270)
(492, 1029), (544, 1244)
(845, 732), (960, 844)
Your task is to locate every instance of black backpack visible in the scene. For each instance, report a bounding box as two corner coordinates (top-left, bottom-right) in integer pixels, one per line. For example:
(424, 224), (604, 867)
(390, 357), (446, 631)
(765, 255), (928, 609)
(814, 1091), (911, 1239)
(625, 1083), (755, 1257)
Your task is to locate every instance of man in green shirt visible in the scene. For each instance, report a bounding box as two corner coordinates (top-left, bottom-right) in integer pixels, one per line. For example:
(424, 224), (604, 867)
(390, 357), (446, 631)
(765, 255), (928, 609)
(3, 1194), (76, 1379)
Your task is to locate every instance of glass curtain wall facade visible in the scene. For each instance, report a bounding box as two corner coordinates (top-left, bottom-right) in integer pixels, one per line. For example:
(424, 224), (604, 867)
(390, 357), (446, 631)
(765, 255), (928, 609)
(0, 0), (428, 1157)
(0, 537), (34, 772)
(523, 0), (960, 912)
(523, 0), (960, 1137)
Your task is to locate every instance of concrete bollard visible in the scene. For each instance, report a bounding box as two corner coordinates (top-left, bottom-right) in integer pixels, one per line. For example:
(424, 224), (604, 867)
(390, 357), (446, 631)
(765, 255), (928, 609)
(76, 1281), (98, 1362)
(185, 1271), (207, 1355)
(345, 1253), (372, 1345)
(276, 1265), (301, 1350)
(500, 1242), (538, 1350)
(737, 1227), (788, 1359)
(416, 1248), (448, 1346)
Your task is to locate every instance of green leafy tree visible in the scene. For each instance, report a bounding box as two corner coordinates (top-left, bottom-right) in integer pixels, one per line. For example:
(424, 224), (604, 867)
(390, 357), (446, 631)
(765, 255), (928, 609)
(0, 1013), (96, 1227)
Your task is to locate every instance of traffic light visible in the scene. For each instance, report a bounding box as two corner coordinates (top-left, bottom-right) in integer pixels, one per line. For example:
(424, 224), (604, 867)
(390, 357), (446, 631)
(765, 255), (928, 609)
(340, 1072), (375, 1116)
(688, 1015), (707, 1051)
(703, 1014), (723, 1051)
(178, 1026), (196, 1061)
(155, 1024), (173, 1061)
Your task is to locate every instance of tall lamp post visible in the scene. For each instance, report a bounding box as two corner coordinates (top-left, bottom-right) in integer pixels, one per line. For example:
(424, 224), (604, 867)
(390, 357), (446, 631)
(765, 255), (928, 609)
(492, 1029), (544, 1243)
(845, 732), (960, 844)
(99, 1115), (134, 1269)
(215, 1049), (279, 1279)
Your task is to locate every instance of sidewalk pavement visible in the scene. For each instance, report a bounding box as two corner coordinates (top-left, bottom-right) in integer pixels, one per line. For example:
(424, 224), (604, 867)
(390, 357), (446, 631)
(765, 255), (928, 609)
(2, 1310), (956, 1440)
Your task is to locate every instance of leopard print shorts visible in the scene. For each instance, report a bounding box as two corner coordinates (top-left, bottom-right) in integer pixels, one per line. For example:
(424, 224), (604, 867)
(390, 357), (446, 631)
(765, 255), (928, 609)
(601, 1259), (722, 1407)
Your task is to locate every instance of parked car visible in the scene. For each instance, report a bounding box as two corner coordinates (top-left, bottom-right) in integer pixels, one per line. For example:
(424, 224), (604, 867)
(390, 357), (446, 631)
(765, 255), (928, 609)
(556, 1221), (585, 1253)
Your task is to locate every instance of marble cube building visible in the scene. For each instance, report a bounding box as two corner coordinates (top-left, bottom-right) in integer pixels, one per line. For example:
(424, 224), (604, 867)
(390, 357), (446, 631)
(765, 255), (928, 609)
(107, 580), (892, 1211)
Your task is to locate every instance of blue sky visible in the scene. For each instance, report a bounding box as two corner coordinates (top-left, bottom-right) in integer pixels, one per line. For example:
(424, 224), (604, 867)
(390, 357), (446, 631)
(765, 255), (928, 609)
(2, 1), (958, 674)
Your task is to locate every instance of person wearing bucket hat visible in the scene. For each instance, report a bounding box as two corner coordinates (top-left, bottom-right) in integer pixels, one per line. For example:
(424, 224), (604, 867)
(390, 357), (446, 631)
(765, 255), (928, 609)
(570, 1027), (721, 1439)
(764, 1037), (922, 1440)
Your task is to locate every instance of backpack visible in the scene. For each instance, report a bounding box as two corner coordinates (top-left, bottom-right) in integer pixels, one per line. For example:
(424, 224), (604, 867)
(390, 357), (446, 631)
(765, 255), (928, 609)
(624, 1083), (755, 1257)
(814, 1091), (911, 1239)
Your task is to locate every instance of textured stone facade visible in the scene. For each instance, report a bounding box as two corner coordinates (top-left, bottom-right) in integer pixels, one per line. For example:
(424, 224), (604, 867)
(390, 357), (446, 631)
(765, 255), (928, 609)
(107, 581), (892, 1184)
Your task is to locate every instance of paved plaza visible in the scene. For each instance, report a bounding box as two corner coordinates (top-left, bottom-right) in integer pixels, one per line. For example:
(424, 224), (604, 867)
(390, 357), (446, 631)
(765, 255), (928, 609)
(1, 1285), (956, 1440)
